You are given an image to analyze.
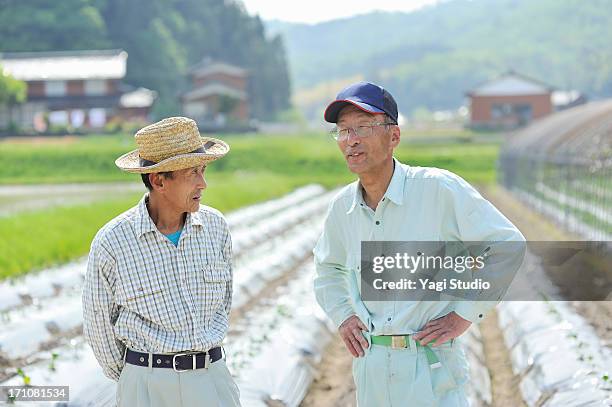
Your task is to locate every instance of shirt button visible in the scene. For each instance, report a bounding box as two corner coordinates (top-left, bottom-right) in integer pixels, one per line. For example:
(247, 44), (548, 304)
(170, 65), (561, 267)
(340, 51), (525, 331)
(387, 317), (392, 321)
(375, 221), (380, 225)
(479, 314), (484, 318)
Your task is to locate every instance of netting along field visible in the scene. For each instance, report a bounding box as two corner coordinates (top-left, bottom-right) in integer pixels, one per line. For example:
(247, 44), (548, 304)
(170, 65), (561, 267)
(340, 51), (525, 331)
(500, 100), (612, 241)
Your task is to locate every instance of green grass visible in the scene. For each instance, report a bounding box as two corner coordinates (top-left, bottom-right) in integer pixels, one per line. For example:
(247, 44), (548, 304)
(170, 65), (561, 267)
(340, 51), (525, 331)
(0, 171), (335, 280)
(1, 195), (140, 279)
(400, 127), (499, 140)
(0, 132), (499, 185)
(0, 132), (501, 279)
(397, 143), (499, 185)
(0, 134), (135, 184)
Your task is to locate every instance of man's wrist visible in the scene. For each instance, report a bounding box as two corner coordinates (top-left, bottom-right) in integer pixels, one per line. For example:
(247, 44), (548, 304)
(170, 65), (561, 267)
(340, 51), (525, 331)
(332, 309), (357, 329)
(338, 314), (357, 328)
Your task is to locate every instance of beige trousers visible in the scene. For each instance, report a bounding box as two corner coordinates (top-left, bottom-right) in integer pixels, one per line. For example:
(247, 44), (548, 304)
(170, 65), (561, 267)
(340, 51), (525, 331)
(352, 333), (470, 406)
(117, 358), (241, 407)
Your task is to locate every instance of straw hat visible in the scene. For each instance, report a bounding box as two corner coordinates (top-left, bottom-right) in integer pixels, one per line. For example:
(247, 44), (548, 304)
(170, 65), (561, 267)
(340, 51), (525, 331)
(115, 117), (229, 174)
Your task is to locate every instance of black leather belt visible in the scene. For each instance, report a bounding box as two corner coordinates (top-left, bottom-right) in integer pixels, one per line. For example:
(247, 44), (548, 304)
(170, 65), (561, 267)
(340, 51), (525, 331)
(125, 347), (223, 372)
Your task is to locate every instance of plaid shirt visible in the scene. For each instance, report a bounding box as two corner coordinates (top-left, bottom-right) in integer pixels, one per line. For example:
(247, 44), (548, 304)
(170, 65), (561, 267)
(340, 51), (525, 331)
(82, 194), (232, 381)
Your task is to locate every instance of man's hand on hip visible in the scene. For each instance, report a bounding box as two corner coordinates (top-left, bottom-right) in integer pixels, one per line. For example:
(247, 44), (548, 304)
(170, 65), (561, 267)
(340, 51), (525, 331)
(339, 315), (369, 357)
(413, 311), (471, 347)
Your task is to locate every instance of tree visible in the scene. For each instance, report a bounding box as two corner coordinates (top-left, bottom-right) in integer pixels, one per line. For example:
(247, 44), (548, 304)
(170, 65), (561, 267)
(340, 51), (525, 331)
(0, 0), (109, 51)
(97, 0), (187, 116)
(172, 0), (291, 120)
(0, 0), (292, 120)
(0, 67), (27, 129)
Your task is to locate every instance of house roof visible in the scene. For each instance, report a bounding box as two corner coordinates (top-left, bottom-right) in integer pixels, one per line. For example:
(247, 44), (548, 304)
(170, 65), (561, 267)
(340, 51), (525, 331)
(189, 59), (247, 78)
(0, 49), (127, 81)
(182, 83), (247, 102)
(467, 71), (554, 97)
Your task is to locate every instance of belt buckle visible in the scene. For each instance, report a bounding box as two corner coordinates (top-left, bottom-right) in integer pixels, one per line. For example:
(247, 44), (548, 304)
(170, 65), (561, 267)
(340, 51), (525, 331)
(172, 352), (192, 372)
(172, 351), (211, 372)
(204, 352), (211, 369)
(391, 335), (407, 349)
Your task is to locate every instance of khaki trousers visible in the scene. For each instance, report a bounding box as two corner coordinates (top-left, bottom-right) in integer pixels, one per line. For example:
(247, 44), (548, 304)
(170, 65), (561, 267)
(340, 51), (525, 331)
(117, 358), (240, 407)
(352, 332), (470, 407)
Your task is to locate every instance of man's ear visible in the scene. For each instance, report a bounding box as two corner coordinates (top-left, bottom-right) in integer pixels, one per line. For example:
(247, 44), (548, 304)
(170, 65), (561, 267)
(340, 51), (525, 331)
(149, 173), (165, 192)
(390, 125), (401, 148)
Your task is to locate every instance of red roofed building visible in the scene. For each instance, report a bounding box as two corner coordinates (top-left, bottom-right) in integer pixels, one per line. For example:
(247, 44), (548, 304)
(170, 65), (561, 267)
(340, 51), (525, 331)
(467, 71), (553, 129)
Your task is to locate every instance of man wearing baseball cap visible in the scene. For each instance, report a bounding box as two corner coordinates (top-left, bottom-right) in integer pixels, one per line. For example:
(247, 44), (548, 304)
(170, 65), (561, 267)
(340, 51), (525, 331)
(313, 82), (525, 405)
(82, 117), (240, 406)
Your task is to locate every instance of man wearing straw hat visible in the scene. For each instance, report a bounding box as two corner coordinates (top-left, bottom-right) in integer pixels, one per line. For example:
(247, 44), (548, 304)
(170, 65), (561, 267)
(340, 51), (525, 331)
(313, 82), (525, 406)
(82, 117), (240, 406)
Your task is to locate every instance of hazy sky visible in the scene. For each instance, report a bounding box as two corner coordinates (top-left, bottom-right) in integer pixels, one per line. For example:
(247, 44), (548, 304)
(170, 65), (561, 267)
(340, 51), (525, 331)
(240, 0), (439, 24)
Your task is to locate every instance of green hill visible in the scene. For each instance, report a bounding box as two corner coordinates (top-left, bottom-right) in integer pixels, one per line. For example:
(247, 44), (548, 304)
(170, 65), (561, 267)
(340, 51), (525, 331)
(270, 0), (612, 118)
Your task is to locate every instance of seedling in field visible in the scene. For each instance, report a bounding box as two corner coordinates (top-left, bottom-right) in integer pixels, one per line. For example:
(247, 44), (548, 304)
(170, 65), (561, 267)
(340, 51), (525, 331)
(49, 352), (59, 370)
(16, 368), (31, 386)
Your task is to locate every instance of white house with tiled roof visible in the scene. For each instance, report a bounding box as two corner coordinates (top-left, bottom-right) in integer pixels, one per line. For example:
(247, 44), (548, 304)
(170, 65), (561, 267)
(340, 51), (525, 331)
(0, 49), (156, 131)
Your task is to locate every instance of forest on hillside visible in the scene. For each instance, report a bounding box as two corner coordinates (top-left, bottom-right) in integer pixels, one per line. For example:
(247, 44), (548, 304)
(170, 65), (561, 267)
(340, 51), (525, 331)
(271, 0), (612, 114)
(0, 0), (291, 120)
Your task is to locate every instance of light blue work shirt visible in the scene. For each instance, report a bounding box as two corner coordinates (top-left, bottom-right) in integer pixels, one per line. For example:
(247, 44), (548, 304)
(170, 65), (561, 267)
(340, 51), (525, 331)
(313, 158), (526, 335)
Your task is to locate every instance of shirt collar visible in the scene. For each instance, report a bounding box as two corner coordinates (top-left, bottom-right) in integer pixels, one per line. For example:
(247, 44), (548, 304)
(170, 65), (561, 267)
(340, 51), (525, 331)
(189, 209), (204, 228)
(346, 157), (406, 214)
(385, 157), (406, 206)
(347, 183), (363, 214)
(136, 194), (157, 237)
(136, 193), (204, 238)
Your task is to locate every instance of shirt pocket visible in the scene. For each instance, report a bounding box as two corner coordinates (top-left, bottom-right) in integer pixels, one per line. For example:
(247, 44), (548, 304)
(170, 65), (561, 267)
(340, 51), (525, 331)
(118, 277), (171, 326)
(200, 257), (232, 311)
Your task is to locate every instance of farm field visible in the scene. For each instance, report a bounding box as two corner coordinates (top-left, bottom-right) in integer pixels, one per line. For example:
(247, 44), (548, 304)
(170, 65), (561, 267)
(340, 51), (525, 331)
(0, 132), (500, 279)
(1, 131), (610, 406)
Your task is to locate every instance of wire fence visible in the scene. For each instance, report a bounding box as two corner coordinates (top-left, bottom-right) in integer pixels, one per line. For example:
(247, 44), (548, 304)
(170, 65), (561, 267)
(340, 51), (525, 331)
(499, 100), (612, 241)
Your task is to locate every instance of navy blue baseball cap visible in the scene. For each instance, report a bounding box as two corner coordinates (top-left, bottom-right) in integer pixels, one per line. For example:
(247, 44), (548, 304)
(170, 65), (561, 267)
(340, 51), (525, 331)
(324, 81), (398, 124)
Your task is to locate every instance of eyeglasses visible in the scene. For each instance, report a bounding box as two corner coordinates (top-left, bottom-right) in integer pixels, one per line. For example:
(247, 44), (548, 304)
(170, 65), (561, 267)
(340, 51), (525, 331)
(330, 123), (393, 141)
